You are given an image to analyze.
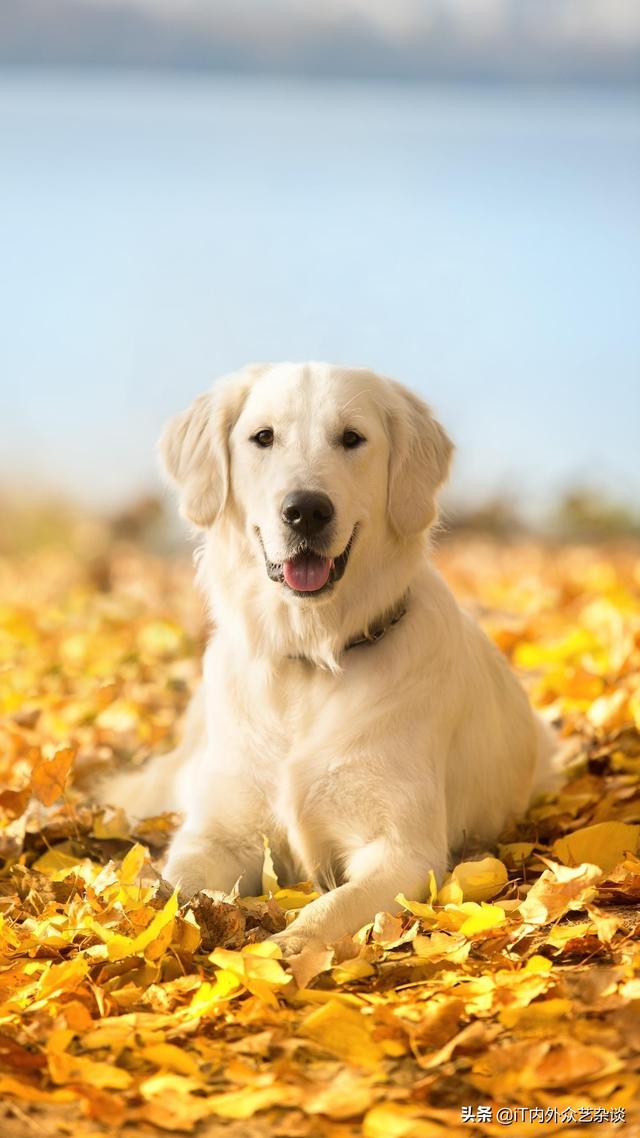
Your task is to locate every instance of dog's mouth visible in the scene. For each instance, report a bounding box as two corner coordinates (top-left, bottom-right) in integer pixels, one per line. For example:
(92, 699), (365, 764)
(257, 529), (356, 597)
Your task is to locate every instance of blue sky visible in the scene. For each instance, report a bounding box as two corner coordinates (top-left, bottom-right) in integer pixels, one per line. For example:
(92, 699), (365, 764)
(1, 74), (638, 517)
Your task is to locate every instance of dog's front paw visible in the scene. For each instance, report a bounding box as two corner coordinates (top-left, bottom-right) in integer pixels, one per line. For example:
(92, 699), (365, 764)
(163, 855), (209, 899)
(270, 929), (328, 958)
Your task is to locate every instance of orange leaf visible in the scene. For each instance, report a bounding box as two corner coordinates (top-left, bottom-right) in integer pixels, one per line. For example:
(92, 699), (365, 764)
(0, 786), (31, 818)
(31, 746), (75, 806)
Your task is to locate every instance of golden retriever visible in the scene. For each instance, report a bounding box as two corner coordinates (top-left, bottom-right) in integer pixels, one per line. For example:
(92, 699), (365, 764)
(101, 361), (555, 953)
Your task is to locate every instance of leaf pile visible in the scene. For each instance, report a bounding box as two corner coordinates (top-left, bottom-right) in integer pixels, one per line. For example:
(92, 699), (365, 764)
(1, 536), (640, 1137)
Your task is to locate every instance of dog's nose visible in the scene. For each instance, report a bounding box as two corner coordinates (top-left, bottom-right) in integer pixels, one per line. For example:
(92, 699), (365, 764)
(281, 491), (335, 537)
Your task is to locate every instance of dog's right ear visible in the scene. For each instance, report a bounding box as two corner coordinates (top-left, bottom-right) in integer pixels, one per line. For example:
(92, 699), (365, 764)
(159, 369), (259, 527)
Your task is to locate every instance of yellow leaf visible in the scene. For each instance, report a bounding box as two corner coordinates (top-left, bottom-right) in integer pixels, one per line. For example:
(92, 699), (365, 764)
(552, 821), (639, 872)
(630, 690), (640, 732)
(139, 1072), (212, 1129)
(518, 860), (602, 927)
(243, 940), (283, 958)
(49, 1051), (132, 1090)
(426, 869), (438, 903)
(37, 956), (88, 1000)
(585, 904), (621, 944)
(31, 746), (75, 806)
(82, 1016), (154, 1052)
(524, 954), (553, 973)
(299, 999), (383, 1070)
(45, 1028), (74, 1055)
(289, 988), (365, 1009)
(436, 875), (464, 906)
(372, 911), (418, 946)
(413, 931), (471, 964)
(261, 833), (279, 894)
(183, 972), (241, 1021)
(173, 911), (202, 955)
(119, 842), (148, 884)
(459, 901), (507, 937)
(137, 619), (184, 657)
(207, 1084), (300, 1119)
(32, 846), (86, 875)
(396, 871), (438, 919)
(102, 889), (179, 961)
(363, 1103), (448, 1138)
(331, 956), (376, 984)
(92, 806), (131, 840)
(544, 920), (594, 949)
(285, 941), (334, 989)
(96, 698), (140, 733)
(272, 887), (320, 911)
(303, 1068), (376, 1119)
(142, 1043), (200, 1077)
(0, 1075), (75, 1105)
(587, 689), (629, 730)
(500, 997), (573, 1030)
(446, 856), (508, 902)
(396, 893), (436, 921)
(209, 945), (291, 1007)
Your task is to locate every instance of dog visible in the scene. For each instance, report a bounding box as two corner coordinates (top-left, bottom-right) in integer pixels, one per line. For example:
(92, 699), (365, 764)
(100, 361), (556, 953)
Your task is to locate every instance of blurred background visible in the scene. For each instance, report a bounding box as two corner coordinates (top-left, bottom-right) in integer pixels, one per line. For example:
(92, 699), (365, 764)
(1, 0), (639, 549)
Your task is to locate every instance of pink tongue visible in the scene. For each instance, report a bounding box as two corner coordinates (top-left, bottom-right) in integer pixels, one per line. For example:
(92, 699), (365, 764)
(283, 554), (333, 592)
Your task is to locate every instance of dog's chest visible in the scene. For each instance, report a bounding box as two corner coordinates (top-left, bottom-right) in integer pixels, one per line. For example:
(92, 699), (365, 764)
(206, 639), (387, 869)
(233, 655), (349, 790)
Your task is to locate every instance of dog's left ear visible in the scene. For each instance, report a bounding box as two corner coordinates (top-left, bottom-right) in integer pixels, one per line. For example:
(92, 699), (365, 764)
(386, 382), (453, 537)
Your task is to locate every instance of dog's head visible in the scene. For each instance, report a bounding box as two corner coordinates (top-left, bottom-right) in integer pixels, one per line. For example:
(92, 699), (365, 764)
(160, 362), (452, 644)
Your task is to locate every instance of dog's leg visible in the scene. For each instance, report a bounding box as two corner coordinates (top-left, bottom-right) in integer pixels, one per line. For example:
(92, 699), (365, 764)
(531, 714), (562, 797)
(272, 834), (447, 955)
(163, 825), (263, 897)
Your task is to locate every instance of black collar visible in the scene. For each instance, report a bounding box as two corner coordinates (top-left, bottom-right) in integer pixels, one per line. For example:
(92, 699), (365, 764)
(343, 592), (409, 651)
(288, 592), (409, 663)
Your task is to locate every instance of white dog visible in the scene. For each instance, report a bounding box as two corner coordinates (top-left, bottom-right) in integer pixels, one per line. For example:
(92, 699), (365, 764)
(101, 362), (555, 953)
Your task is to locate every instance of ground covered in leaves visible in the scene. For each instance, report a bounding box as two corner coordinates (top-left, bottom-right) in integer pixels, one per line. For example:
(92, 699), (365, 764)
(1, 535), (639, 1137)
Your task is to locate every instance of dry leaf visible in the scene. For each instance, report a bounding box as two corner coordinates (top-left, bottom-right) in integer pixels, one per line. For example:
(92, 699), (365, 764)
(31, 746), (75, 806)
(552, 820), (639, 872)
(2, 533), (640, 1134)
(299, 999), (384, 1069)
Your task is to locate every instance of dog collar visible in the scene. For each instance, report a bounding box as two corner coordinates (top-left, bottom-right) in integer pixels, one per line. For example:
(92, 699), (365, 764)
(287, 592), (409, 663)
(344, 592), (409, 652)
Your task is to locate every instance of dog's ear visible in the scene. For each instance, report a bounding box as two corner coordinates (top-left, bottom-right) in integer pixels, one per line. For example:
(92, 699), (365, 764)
(386, 382), (453, 537)
(159, 369), (257, 527)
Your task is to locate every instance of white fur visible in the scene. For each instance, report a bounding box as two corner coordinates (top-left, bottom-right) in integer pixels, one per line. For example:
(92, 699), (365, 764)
(99, 362), (556, 952)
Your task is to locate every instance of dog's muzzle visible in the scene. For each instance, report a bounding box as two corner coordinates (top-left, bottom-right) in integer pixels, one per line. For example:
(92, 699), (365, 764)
(257, 528), (356, 597)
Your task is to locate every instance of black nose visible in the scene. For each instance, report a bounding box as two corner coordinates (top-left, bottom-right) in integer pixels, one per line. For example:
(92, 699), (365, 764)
(281, 490), (335, 537)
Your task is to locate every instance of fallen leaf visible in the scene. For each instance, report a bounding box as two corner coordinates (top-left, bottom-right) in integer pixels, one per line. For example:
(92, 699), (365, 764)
(519, 860), (602, 927)
(284, 940), (334, 989)
(49, 1051), (133, 1090)
(552, 821), (639, 872)
(209, 942), (292, 1006)
(31, 746), (75, 806)
(445, 856), (509, 902)
(299, 999), (384, 1070)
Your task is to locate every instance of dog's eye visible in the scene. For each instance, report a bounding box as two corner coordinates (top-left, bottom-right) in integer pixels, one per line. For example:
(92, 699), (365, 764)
(251, 428), (274, 448)
(342, 429), (366, 450)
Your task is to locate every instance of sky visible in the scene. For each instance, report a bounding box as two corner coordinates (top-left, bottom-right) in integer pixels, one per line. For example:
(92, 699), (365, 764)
(1, 73), (638, 519)
(0, 5), (638, 519)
